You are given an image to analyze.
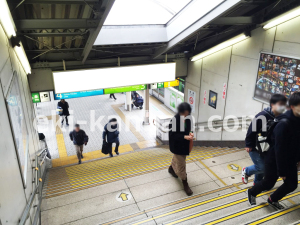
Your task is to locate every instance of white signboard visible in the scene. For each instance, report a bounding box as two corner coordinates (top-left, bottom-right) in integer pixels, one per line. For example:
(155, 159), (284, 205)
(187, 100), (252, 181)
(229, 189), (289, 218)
(188, 89), (196, 113)
(40, 91), (51, 102)
(53, 63), (176, 94)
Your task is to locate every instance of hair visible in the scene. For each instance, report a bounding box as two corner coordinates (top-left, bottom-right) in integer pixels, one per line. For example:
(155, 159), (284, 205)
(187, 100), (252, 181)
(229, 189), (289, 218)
(109, 118), (117, 122)
(75, 124), (80, 128)
(289, 92), (300, 107)
(269, 94), (287, 106)
(177, 102), (191, 114)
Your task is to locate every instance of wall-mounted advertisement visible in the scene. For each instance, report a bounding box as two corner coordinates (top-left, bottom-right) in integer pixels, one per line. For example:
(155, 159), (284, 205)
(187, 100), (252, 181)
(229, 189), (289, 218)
(104, 84), (147, 94)
(254, 52), (300, 103)
(208, 90), (218, 109)
(7, 74), (29, 187)
(188, 89), (196, 113)
(54, 89), (104, 100)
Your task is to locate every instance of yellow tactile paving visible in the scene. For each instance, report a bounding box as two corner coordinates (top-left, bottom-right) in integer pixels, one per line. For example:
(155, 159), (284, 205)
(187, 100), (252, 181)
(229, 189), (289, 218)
(44, 147), (243, 198)
(111, 103), (145, 142)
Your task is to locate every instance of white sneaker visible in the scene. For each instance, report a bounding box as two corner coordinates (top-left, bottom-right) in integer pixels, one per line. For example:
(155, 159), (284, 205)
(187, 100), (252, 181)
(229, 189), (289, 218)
(242, 167), (249, 184)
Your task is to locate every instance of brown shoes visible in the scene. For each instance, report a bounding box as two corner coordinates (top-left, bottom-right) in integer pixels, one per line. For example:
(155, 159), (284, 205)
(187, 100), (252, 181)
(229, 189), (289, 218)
(182, 179), (193, 196)
(168, 166), (178, 178)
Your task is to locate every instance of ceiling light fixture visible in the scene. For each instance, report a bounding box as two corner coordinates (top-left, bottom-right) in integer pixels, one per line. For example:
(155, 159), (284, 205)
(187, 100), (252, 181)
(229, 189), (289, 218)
(14, 44), (31, 74)
(0, 0), (16, 37)
(191, 33), (249, 61)
(263, 6), (300, 30)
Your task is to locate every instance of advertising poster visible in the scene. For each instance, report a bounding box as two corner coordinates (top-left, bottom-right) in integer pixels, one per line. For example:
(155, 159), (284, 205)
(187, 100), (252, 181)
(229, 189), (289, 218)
(208, 90), (218, 109)
(254, 53), (300, 102)
(188, 89), (196, 112)
(54, 89), (104, 100)
(170, 91), (177, 109)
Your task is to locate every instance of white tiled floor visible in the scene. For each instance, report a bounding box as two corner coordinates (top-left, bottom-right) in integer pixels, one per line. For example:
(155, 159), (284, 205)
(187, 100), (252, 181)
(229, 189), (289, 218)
(35, 92), (174, 158)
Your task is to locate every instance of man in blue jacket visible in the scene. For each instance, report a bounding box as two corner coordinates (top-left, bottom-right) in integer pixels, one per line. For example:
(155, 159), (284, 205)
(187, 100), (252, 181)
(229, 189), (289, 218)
(248, 92), (300, 209)
(242, 94), (287, 185)
(69, 124), (89, 164)
(103, 118), (120, 157)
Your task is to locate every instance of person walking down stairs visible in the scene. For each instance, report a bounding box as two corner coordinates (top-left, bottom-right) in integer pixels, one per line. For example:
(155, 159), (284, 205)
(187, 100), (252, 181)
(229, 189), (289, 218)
(168, 102), (194, 196)
(69, 124), (89, 164)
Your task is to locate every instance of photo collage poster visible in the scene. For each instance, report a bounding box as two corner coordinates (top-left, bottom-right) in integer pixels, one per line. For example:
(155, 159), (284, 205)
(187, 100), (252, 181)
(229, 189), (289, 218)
(254, 53), (300, 103)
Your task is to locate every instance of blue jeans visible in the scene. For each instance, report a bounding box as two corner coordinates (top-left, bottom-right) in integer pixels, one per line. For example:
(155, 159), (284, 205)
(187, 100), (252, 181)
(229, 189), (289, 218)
(245, 150), (265, 183)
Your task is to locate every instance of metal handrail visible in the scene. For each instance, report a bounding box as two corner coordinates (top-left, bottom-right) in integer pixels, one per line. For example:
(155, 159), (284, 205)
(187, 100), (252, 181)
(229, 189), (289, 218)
(19, 144), (49, 225)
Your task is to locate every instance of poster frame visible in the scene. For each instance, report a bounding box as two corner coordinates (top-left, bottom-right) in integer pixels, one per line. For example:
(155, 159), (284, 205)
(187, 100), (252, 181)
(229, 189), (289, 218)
(253, 51), (300, 105)
(208, 90), (218, 109)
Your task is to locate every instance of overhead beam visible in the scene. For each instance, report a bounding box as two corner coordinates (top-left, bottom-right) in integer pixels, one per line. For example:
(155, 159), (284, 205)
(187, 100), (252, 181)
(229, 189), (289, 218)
(210, 16), (256, 25)
(9, 0), (99, 4)
(19, 32), (87, 37)
(81, 0), (115, 64)
(15, 19), (99, 30)
(152, 0), (241, 59)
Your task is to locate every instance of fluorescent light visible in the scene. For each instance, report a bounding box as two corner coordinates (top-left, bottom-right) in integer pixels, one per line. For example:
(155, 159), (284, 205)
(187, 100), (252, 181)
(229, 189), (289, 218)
(53, 63), (176, 94)
(191, 34), (248, 61)
(14, 44), (31, 74)
(0, 0), (16, 37)
(263, 6), (300, 30)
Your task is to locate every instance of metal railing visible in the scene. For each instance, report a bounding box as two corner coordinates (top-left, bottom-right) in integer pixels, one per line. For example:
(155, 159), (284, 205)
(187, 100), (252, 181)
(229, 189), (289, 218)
(19, 142), (49, 225)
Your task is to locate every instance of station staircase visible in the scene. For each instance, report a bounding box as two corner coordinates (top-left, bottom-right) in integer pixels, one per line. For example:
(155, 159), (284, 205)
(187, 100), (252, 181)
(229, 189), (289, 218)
(42, 146), (300, 225)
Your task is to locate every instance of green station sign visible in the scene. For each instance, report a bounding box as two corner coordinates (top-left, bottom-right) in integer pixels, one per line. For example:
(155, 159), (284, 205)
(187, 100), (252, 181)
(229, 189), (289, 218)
(31, 93), (41, 103)
(104, 84), (147, 94)
(157, 82), (164, 88)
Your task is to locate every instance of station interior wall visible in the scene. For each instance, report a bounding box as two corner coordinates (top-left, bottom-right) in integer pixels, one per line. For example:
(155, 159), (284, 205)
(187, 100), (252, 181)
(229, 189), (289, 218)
(0, 23), (40, 224)
(185, 16), (300, 141)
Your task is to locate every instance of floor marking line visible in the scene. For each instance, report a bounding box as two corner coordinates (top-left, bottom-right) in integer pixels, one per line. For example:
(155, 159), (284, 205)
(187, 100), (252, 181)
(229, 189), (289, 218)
(198, 159), (227, 186)
(164, 182), (300, 225)
(247, 204), (300, 225)
(205, 191), (300, 225)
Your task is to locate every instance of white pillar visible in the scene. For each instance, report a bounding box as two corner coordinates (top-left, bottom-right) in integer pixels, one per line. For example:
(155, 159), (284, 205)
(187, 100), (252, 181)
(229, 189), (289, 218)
(143, 88), (150, 125)
(126, 91), (131, 111)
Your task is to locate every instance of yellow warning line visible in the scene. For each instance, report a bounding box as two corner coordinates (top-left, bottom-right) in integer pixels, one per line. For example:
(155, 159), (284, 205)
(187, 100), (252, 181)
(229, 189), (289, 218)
(205, 191), (300, 225)
(164, 181), (300, 225)
(198, 159), (227, 186)
(247, 204), (300, 225)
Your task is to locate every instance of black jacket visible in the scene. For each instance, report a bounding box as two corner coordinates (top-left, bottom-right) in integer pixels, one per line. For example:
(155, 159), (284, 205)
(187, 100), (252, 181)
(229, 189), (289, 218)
(69, 130), (89, 146)
(169, 114), (191, 155)
(266, 110), (300, 177)
(103, 123), (119, 143)
(245, 107), (275, 150)
(58, 101), (70, 116)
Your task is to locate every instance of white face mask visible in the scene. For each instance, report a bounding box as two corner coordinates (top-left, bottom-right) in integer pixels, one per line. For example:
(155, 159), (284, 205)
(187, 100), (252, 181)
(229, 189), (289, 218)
(275, 105), (286, 114)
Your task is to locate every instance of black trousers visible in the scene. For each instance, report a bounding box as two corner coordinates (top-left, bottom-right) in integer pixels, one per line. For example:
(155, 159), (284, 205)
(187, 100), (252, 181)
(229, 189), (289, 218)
(61, 115), (68, 124)
(249, 162), (298, 202)
(108, 141), (119, 154)
(110, 94), (116, 100)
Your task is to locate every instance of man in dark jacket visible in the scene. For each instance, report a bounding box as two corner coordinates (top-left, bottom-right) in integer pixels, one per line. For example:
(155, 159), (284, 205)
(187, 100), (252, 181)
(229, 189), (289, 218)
(69, 124), (89, 164)
(168, 102), (194, 196)
(58, 99), (70, 126)
(242, 94), (287, 185)
(103, 118), (120, 157)
(248, 92), (300, 210)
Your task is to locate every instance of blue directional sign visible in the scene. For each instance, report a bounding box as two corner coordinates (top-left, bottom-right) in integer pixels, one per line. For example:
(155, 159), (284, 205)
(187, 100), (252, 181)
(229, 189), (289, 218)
(54, 89), (104, 100)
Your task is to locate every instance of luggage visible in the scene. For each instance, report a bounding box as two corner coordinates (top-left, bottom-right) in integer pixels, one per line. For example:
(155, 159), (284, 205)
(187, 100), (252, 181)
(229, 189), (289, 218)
(101, 141), (111, 155)
(57, 106), (63, 115)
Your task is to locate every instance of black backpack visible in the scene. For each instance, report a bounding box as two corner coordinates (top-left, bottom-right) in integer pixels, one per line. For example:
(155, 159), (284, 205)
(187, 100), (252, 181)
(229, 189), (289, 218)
(256, 119), (278, 154)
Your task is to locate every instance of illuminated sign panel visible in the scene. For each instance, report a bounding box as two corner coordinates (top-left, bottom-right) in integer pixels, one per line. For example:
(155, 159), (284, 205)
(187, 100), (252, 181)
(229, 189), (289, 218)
(53, 63), (176, 94)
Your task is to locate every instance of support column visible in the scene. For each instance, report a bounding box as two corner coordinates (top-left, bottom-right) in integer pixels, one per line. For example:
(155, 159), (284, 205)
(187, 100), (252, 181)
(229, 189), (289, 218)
(126, 91), (131, 111)
(143, 88), (150, 125)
